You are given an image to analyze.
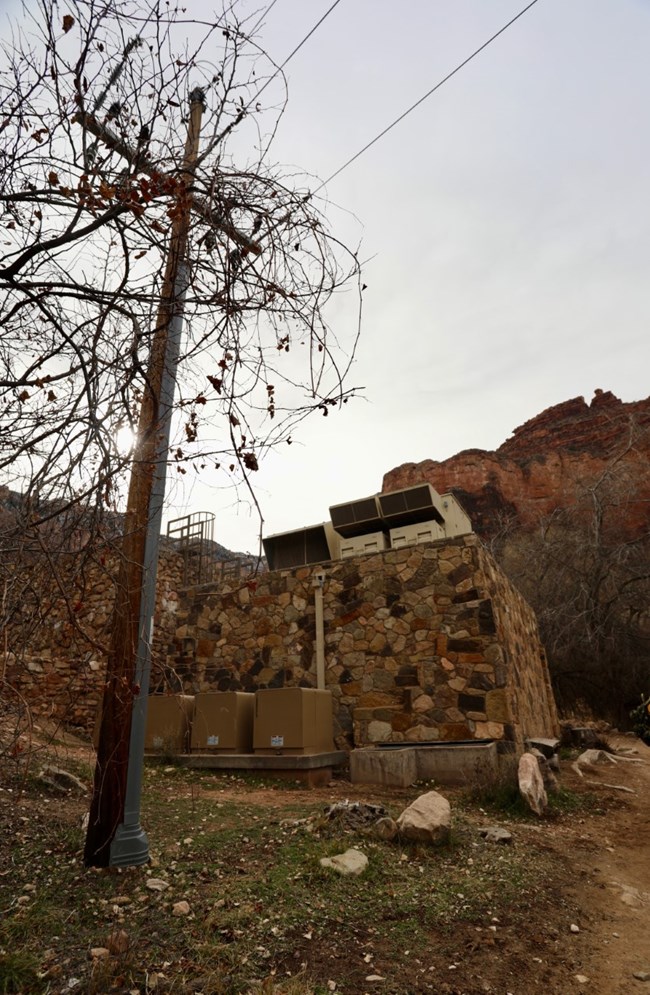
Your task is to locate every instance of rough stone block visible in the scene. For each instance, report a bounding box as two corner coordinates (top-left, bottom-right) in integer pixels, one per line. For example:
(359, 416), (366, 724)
(485, 688), (510, 722)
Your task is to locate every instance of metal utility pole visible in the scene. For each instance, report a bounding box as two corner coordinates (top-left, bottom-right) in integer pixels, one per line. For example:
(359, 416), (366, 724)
(84, 88), (206, 867)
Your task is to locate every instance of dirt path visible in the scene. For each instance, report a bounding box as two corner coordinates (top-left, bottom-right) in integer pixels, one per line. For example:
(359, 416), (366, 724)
(562, 736), (650, 994)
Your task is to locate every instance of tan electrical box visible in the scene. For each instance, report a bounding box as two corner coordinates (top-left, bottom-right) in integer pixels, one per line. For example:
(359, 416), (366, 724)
(340, 531), (387, 559)
(390, 519), (446, 549)
(145, 694), (194, 754)
(253, 688), (334, 755)
(191, 691), (255, 753)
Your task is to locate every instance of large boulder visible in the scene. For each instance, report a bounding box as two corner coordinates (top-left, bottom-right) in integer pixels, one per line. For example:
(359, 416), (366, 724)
(518, 752), (548, 816)
(396, 790), (451, 845)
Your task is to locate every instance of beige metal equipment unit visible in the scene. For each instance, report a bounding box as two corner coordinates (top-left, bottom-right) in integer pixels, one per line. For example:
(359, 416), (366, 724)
(440, 492), (473, 537)
(339, 531), (388, 559)
(191, 692), (255, 753)
(329, 494), (383, 538)
(390, 519), (446, 549)
(253, 688), (334, 755)
(377, 483), (445, 530)
(263, 521), (340, 570)
(145, 694), (194, 753)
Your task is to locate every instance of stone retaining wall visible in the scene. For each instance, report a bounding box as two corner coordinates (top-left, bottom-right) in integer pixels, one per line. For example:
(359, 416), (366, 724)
(167, 534), (559, 751)
(3, 546), (183, 730)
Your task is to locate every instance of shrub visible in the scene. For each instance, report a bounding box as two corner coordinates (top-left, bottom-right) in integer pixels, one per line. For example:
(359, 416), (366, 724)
(630, 694), (650, 745)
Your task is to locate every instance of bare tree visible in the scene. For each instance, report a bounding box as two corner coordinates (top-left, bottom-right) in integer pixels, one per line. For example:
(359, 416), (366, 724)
(0, 0), (361, 860)
(497, 424), (650, 723)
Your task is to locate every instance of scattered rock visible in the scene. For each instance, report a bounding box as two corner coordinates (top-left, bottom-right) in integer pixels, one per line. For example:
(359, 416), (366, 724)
(105, 929), (129, 955)
(320, 848), (368, 877)
(172, 900), (190, 916)
(561, 723), (598, 747)
(570, 923), (580, 933)
(365, 976), (385, 982)
(38, 766), (87, 794)
(518, 753), (547, 816)
(633, 971), (650, 982)
(575, 975), (589, 984)
(146, 878), (169, 892)
(396, 790), (451, 845)
(530, 749), (559, 792)
(374, 817), (398, 841)
(525, 737), (560, 758)
(478, 826), (512, 845)
(89, 948), (110, 960)
(615, 883), (650, 907)
(577, 749), (618, 767)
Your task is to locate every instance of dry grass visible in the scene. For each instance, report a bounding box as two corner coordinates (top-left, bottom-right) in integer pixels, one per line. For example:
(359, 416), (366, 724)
(0, 748), (591, 995)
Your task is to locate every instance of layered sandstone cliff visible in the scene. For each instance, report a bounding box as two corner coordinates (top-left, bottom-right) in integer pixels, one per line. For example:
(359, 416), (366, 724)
(382, 391), (650, 538)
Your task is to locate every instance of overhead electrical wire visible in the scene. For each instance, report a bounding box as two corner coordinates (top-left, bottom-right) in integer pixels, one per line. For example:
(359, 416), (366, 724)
(251, 0), (345, 106)
(318, 0), (542, 191)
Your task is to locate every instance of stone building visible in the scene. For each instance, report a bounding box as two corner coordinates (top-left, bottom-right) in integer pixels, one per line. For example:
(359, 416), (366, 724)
(167, 533), (559, 752)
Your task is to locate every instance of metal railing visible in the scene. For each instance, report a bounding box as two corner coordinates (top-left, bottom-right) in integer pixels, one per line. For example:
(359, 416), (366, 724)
(166, 511), (264, 586)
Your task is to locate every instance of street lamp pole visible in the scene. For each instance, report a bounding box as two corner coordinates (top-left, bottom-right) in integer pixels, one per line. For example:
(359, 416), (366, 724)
(84, 88), (206, 867)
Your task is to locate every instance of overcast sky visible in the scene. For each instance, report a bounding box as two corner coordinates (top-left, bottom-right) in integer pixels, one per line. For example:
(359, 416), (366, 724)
(174, 0), (650, 554)
(5, 0), (650, 554)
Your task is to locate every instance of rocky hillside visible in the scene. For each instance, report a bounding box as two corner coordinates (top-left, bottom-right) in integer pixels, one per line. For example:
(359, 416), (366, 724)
(383, 390), (650, 539)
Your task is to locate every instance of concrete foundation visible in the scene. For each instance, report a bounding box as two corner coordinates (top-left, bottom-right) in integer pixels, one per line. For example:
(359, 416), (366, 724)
(349, 747), (418, 787)
(350, 741), (498, 788)
(151, 750), (346, 789)
(412, 741), (498, 785)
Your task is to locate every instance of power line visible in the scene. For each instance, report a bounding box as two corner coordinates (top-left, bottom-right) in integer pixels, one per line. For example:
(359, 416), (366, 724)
(319, 0), (542, 190)
(252, 0), (344, 106)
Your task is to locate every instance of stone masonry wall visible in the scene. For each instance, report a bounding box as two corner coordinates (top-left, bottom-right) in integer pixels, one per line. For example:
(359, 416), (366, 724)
(4, 546), (183, 730)
(167, 534), (559, 751)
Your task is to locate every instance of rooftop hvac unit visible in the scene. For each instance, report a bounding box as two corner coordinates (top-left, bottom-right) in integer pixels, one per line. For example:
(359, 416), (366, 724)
(263, 521), (340, 570)
(340, 531), (388, 559)
(377, 483), (445, 529)
(390, 519), (446, 549)
(440, 492), (473, 537)
(329, 494), (383, 538)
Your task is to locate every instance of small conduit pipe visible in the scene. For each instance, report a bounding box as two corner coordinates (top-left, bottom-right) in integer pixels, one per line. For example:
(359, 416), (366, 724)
(312, 569), (326, 690)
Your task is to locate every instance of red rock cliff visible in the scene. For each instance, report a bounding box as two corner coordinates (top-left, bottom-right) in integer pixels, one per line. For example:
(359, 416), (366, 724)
(382, 391), (650, 538)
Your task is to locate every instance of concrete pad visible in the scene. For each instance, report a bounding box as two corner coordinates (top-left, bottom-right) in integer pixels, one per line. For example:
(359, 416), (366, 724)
(350, 747), (417, 787)
(160, 750), (346, 788)
(414, 741), (498, 786)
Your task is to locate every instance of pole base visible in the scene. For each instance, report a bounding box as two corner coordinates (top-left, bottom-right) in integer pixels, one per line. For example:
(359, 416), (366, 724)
(109, 822), (150, 867)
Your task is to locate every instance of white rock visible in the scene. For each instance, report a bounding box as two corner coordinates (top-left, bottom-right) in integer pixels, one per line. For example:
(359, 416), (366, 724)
(479, 826), (512, 845)
(518, 753), (547, 816)
(320, 848), (368, 876)
(575, 975), (589, 984)
(172, 900), (190, 916)
(396, 791), (451, 845)
(570, 924), (580, 933)
(146, 878), (169, 892)
(577, 749), (617, 767)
